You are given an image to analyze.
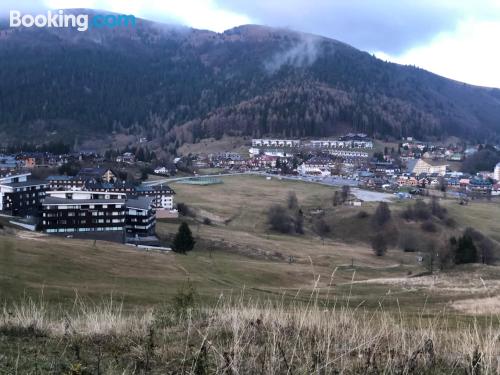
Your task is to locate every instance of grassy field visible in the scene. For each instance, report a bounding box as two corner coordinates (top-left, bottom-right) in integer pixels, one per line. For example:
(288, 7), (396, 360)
(0, 175), (497, 314)
(2, 175), (500, 372)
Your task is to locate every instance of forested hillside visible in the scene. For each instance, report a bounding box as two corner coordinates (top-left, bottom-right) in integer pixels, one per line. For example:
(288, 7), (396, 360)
(1, 13), (500, 146)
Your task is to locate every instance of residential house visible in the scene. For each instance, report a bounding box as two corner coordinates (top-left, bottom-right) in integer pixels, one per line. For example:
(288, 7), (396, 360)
(77, 168), (117, 183)
(135, 184), (175, 211)
(494, 162), (500, 182)
(406, 159), (447, 176)
(46, 175), (86, 191)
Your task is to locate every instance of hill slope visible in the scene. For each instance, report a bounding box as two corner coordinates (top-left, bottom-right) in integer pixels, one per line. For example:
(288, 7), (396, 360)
(1, 12), (500, 145)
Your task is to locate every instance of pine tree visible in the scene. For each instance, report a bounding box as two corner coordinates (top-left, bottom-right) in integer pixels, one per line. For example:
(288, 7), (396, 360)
(173, 222), (195, 254)
(371, 233), (387, 256)
(454, 234), (477, 264)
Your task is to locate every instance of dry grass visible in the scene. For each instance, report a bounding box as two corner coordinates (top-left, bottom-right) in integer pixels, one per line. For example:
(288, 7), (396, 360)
(2, 290), (500, 373)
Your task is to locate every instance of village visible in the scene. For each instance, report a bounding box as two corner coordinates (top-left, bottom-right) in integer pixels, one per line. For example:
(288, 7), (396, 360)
(0, 133), (499, 247)
(182, 134), (500, 199)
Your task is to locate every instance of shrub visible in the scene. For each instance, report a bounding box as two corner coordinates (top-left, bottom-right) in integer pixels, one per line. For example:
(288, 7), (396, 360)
(267, 204), (293, 234)
(287, 191), (299, 210)
(177, 202), (194, 217)
(313, 217), (331, 237)
(398, 230), (419, 252)
(401, 205), (415, 221)
(430, 196), (447, 219)
(372, 202), (391, 227)
(371, 233), (388, 256)
(421, 220), (438, 232)
(444, 217), (456, 228)
(413, 200), (431, 221)
(203, 217), (212, 225)
(356, 210), (369, 219)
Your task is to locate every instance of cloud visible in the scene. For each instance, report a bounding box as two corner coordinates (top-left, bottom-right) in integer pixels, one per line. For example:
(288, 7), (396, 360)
(375, 19), (500, 88)
(216, 0), (500, 55)
(264, 34), (323, 73)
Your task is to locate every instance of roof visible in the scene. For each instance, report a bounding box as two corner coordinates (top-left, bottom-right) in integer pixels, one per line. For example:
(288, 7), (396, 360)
(42, 197), (126, 205)
(126, 197), (153, 211)
(46, 175), (78, 181)
(77, 167), (110, 177)
(0, 179), (47, 188)
(136, 184), (175, 193)
(86, 181), (137, 190)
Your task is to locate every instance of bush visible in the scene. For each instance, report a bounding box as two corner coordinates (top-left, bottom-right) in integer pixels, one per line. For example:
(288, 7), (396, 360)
(398, 230), (419, 252)
(430, 196), (447, 219)
(177, 202), (194, 217)
(267, 204), (293, 234)
(372, 202), (391, 227)
(203, 217), (212, 225)
(421, 220), (438, 232)
(287, 191), (299, 210)
(413, 200), (431, 221)
(313, 217), (331, 237)
(371, 233), (388, 256)
(401, 206), (415, 221)
(356, 210), (369, 219)
(444, 217), (456, 228)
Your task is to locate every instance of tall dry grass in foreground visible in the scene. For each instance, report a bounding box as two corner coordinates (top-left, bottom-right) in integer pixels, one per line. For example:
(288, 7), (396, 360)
(1, 291), (499, 374)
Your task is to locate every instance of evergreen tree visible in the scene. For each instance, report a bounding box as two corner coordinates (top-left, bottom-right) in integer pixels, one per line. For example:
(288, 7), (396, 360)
(173, 222), (195, 254)
(454, 234), (477, 264)
(372, 202), (391, 227)
(371, 233), (387, 256)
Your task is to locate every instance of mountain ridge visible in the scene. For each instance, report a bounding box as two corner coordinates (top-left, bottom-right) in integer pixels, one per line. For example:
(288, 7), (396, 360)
(0, 11), (499, 147)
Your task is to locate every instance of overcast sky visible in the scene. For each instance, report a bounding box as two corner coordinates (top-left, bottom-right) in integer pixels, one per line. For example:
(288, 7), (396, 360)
(2, 0), (500, 88)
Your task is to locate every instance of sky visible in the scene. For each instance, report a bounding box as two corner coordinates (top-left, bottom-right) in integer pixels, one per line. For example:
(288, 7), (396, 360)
(2, 0), (500, 88)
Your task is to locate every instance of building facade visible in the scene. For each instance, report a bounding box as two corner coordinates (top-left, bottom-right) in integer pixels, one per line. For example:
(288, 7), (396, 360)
(40, 191), (126, 234)
(135, 185), (175, 210)
(125, 197), (156, 237)
(0, 173), (47, 216)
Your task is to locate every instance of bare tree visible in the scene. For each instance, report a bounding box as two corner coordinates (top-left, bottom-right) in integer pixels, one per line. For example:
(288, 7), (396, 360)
(287, 191), (299, 210)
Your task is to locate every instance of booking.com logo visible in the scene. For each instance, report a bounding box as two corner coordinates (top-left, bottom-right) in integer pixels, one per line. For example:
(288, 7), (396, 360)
(9, 10), (136, 32)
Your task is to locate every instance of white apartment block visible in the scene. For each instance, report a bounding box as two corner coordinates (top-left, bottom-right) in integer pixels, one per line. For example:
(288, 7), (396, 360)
(252, 139), (301, 147)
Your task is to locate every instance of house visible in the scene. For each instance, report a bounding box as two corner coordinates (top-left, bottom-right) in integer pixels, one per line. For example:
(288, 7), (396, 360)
(46, 175), (86, 191)
(154, 167), (170, 175)
(299, 156), (335, 176)
(406, 159), (447, 176)
(18, 156), (36, 169)
(116, 152), (135, 164)
(249, 155), (278, 169)
(466, 178), (492, 195)
(494, 162), (500, 182)
(77, 168), (117, 183)
(85, 180), (137, 195)
(0, 155), (18, 171)
(492, 184), (500, 196)
(0, 173), (47, 216)
(125, 197), (156, 237)
(134, 184), (175, 210)
(252, 139), (301, 148)
(398, 176), (418, 187)
(40, 190), (127, 236)
(447, 153), (464, 162)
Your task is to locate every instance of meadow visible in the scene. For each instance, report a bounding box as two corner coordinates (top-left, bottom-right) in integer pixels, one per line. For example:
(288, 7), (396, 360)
(1, 175), (500, 372)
